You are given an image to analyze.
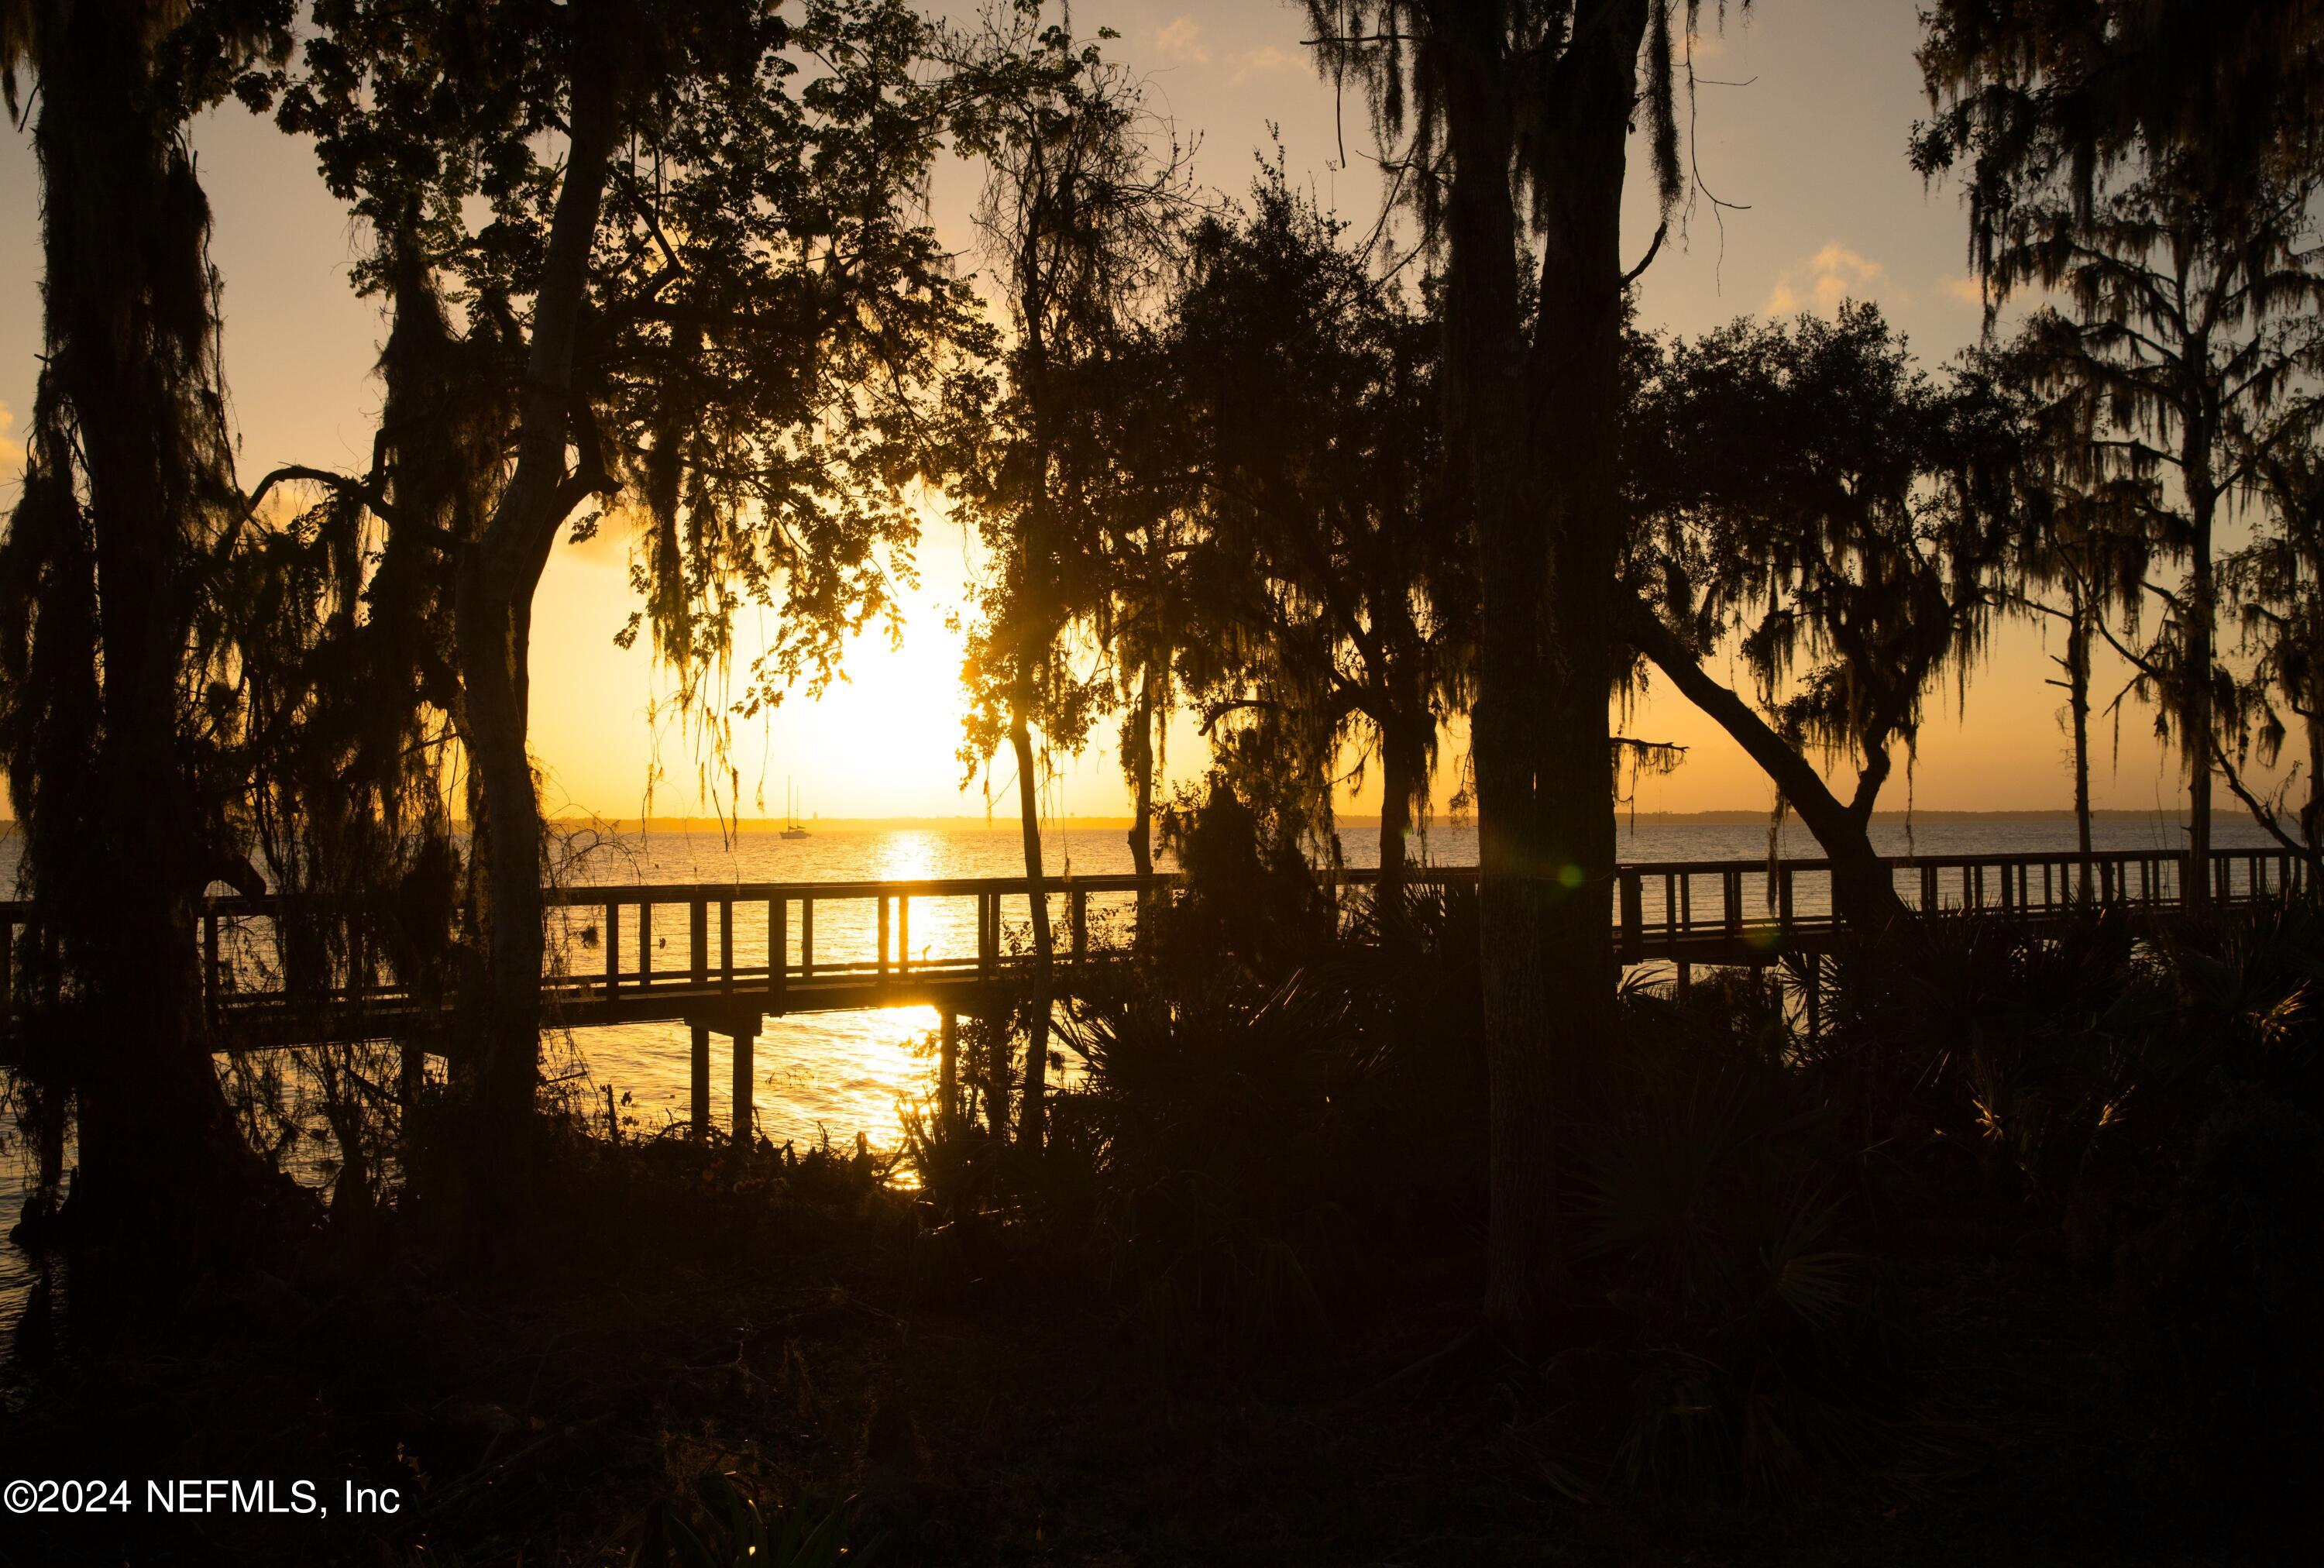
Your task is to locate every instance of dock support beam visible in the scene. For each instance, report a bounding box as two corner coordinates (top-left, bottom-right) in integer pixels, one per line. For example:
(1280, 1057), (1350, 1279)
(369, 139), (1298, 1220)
(690, 1022), (711, 1139)
(731, 1025), (757, 1147)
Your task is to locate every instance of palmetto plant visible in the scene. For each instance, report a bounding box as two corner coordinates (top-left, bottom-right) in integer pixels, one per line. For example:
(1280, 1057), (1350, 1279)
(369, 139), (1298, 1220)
(631, 1473), (858, 1568)
(1582, 982), (1896, 1500)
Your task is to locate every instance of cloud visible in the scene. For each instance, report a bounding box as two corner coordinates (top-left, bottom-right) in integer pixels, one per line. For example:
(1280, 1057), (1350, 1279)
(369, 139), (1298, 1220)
(1231, 44), (1301, 82)
(1941, 274), (1985, 306)
(1764, 242), (1889, 316)
(0, 401), (19, 479)
(1150, 15), (1210, 65)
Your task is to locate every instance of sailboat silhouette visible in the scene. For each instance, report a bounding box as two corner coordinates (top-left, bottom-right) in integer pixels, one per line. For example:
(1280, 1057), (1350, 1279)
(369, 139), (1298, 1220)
(781, 779), (810, 840)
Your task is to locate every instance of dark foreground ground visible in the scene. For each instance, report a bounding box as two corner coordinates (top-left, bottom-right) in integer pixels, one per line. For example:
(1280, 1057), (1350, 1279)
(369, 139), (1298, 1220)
(1, 1135), (2310, 1568)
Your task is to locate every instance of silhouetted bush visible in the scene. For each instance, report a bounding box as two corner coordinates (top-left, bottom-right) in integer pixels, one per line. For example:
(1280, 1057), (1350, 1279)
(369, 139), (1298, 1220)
(2118, 1091), (2324, 1503)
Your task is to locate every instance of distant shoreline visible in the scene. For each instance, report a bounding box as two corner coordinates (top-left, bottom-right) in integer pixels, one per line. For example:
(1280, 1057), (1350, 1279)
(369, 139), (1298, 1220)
(0, 808), (2247, 834)
(493, 807), (2242, 834)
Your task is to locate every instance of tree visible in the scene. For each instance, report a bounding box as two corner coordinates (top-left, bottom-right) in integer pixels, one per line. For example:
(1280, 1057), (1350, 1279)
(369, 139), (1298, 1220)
(0, 0), (294, 1260)
(1622, 304), (2025, 926)
(2223, 439), (2324, 865)
(270, 0), (979, 1141)
(1989, 170), (2324, 903)
(1914, 0), (2324, 287)
(1076, 321), (1201, 885)
(1996, 469), (2149, 875)
(1305, 0), (1748, 1333)
(1166, 170), (1471, 899)
(943, 6), (1191, 1150)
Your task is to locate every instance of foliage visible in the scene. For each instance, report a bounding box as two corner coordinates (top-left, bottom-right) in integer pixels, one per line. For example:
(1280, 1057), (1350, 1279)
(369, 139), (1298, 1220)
(1164, 160), (1470, 876)
(939, 4), (1193, 793)
(2224, 439), (2324, 855)
(1303, 1), (1750, 236)
(1913, 0), (2324, 291)
(269, 0), (982, 795)
(634, 1473), (858, 1568)
(1151, 725), (1339, 978)
(1986, 166), (2324, 872)
(1628, 303), (2028, 824)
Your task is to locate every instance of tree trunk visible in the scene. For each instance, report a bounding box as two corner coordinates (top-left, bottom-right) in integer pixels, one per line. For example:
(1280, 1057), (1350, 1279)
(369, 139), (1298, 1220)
(451, 51), (618, 1127)
(1626, 601), (1912, 928)
(1009, 700), (1055, 1150)
(2305, 686), (2323, 858)
(2068, 598), (2095, 892)
(1126, 664), (1157, 879)
(1521, 0), (1638, 1091)
(2185, 480), (2216, 909)
(1375, 709), (1426, 904)
(6, 7), (270, 1260)
(1435, 7), (1562, 1336)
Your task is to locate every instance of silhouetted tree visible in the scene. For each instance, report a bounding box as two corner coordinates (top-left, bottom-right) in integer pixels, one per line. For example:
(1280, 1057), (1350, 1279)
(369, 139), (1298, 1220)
(944, 5), (1191, 1150)
(1986, 170), (2324, 903)
(1623, 304), (2026, 926)
(1976, 333), (2154, 877)
(1305, 0), (1748, 1335)
(1914, 0), (2324, 290)
(0, 0), (293, 1259)
(267, 0), (978, 1142)
(2223, 439), (2324, 865)
(1167, 169), (1471, 899)
(1076, 322), (1201, 885)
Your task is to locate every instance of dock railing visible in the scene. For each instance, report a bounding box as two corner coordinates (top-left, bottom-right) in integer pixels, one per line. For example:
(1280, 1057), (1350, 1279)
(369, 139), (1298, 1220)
(0, 847), (2312, 1034)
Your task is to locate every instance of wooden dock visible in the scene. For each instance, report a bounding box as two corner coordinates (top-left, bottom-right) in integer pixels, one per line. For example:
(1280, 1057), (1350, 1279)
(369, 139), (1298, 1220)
(0, 846), (2309, 1138)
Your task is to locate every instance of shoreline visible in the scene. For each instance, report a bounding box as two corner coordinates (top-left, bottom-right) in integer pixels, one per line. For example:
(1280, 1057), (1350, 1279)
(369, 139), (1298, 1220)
(530, 806), (2249, 834)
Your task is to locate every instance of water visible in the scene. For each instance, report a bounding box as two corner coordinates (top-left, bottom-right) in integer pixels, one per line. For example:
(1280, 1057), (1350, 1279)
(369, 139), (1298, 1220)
(0, 810), (2288, 1353)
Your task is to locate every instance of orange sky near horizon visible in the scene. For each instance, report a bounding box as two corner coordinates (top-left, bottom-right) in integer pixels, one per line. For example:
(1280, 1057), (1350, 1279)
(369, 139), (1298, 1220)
(0, 2), (2287, 827)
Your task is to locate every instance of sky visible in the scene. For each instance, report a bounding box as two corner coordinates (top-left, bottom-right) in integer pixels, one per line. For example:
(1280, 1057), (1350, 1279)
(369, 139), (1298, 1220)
(0, 1), (2260, 824)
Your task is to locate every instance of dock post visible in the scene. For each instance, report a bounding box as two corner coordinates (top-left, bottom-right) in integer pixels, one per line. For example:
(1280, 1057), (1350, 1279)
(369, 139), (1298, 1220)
(605, 900), (620, 998)
(689, 900), (708, 985)
(1071, 889), (1088, 963)
(939, 1009), (959, 1133)
(878, 895), (891, 978)
(1618, 870), (1642, 963)
(720, 899), (734, 991)
(1676, 959), (1693, 1001)
(690, 1022), (710, 1140)
(731, 1024), (757, 1147)
(768, 898), (789, 1011)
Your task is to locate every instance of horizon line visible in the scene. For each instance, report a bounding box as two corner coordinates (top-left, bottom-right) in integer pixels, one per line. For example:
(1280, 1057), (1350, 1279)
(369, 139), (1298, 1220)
(0, 807), (2243, 832)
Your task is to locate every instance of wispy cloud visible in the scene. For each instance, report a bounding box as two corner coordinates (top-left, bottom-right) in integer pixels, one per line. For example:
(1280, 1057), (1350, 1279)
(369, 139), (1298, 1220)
(1231, 44), (1301, 83)
(1150, 15), (1210, 65)
(1941, 274), (1984, 306)
(1765, 242), (1890, 315)
(0, 401), (20, 479)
